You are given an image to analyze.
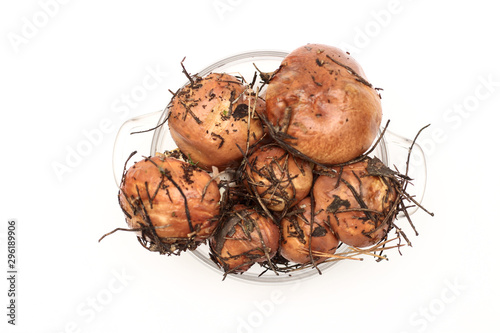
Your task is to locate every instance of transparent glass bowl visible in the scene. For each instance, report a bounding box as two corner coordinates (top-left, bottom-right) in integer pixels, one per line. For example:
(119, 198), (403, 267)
(113, 51), (427, 283)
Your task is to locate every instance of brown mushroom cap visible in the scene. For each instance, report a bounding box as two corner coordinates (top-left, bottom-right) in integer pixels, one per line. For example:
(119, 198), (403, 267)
(168, 73), (265, 170)
(244, 145), (313, 211)
(210, 204), (280, 273)
(118, 155), (220, 249)
(280, 197), (339, 264)
(313, 159), (396, 248)
(264, 44), (382, 165)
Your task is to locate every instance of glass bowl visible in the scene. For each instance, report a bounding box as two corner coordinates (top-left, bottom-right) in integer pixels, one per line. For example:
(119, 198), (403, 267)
(112, 51), (427, 283)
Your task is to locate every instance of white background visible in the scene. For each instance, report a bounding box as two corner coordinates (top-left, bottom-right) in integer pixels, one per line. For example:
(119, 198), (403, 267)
(1, 1), (499, 332)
